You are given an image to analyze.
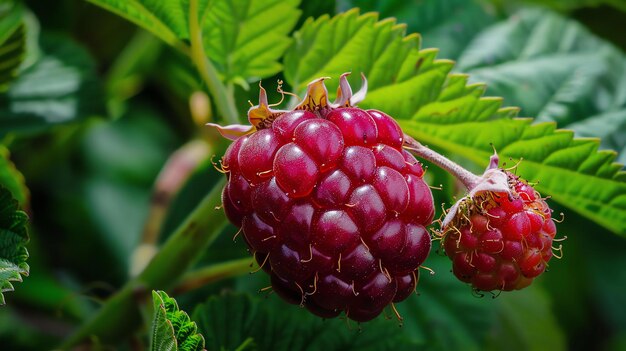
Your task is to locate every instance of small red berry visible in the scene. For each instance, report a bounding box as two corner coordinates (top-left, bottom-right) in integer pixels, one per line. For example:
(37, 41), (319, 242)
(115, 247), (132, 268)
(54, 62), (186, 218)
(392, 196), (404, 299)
(441, 170), (561, 292)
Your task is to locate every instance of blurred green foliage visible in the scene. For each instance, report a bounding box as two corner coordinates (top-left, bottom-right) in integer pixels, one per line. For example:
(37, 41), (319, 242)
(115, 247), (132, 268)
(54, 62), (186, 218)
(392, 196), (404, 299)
(0, 0), (625, 350)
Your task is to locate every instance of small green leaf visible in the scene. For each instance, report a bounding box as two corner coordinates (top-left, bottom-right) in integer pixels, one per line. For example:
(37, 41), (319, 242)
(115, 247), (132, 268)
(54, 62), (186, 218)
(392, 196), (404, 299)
(202, 0), (301, 86)
(0, 185), (29, 305)
(0, 33), (105, 135)
(284, 9), (626, 235)
(151, 290), (205, 351)
(0, 145), (27, 206)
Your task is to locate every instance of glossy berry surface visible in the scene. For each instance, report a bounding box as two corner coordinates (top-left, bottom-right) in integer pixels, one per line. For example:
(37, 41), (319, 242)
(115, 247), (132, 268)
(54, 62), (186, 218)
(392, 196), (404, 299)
(221, 107), (434, 321)
(442, 171), (557, 292)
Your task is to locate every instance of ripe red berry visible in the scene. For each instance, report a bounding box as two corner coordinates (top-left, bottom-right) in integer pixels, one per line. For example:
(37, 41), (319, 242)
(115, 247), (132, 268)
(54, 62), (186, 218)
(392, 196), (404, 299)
(441, 170), (559, 292)
(215, 75), (435, 322)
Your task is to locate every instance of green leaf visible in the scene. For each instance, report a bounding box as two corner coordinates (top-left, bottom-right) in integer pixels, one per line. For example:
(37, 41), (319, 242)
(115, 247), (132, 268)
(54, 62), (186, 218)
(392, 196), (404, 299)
(0, 1), (26, 92)
(0, 145), (27, 206)
(151, 290), (205, 351)
(193, 292), (415, 351)
(85, 0), (199, 49)
(0, 33), (105, 135)
(0, 185), (29, 305)
(202, 0), (301, 87)
(284, 9), (626, 235)
(486, 285), (566, 351)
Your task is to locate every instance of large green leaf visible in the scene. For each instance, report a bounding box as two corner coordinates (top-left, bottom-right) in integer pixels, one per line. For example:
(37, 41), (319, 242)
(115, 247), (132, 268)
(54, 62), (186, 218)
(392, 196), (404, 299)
(193, 292), (415, 351)
(151, 290), (205, 351)
(0, 33), (105, 135)
(0, 1), (26, 92)
(202, 0), (301, 87)
(284, 9), (626, 235)
(0, 185), (28, 305)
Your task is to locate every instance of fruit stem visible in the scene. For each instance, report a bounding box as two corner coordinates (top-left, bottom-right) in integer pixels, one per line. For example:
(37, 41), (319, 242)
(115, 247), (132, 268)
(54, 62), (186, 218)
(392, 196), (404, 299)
(131, 139), (212, 277)
(403, 134), (482, 190)
(171, 257), (257, 295)
(189, 0), (240, 125)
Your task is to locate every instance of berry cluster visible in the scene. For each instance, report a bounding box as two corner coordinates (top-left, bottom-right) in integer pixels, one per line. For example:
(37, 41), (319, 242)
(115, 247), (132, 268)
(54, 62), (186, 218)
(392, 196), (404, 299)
(441, 170), (558, 292)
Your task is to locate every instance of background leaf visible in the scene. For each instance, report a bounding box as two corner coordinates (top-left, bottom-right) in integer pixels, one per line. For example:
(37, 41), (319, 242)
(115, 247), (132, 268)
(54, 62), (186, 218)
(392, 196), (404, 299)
(0, 33), (105, 136)
(455, 9), (626, 165)
(151, 290), (205, 351)
(0, 185), (29, 305)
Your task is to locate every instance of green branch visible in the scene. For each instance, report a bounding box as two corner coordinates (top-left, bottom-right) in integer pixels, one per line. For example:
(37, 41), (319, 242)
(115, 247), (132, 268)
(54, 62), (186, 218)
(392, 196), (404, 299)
(172, 257), (256, 295)
(189, 0), (240, 125)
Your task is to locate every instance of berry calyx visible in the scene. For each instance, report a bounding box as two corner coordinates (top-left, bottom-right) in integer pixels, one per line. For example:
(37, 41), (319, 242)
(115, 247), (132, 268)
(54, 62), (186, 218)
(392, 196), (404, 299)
(210, 73), (435, 322)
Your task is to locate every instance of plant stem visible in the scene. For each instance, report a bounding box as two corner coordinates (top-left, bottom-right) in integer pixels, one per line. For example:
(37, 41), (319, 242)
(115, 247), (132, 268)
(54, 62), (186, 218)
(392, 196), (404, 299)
(136, 140), (211, 242)
(189, 0), (240, 125)
(61, 179), (227, 349)
(403, 133), (481, 190)
(172, 257), (257, 295)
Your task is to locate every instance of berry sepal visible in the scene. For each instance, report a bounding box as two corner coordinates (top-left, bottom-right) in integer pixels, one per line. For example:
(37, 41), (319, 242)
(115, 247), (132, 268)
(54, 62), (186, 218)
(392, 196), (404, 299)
(207, 72), (368, 139)
(441, 152), (510, 229)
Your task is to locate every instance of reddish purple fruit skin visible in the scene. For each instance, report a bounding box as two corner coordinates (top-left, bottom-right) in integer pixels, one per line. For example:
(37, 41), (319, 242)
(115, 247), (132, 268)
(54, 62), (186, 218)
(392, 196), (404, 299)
(222, 108), (434, 321)
(443, 172), (557, 291)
